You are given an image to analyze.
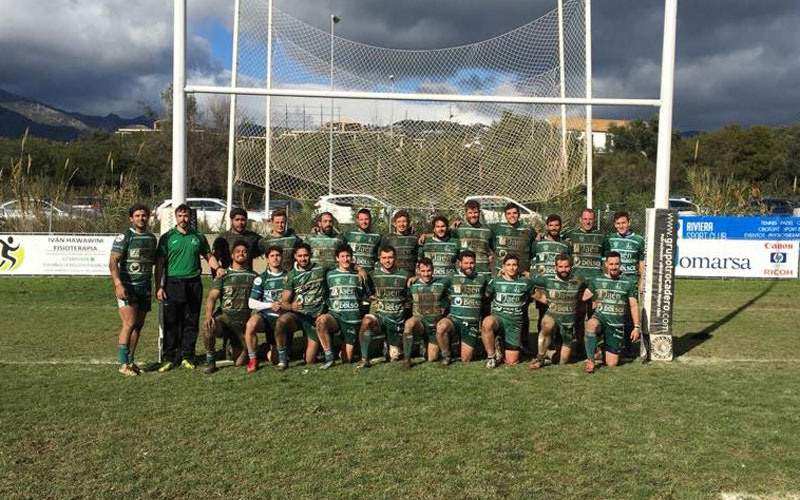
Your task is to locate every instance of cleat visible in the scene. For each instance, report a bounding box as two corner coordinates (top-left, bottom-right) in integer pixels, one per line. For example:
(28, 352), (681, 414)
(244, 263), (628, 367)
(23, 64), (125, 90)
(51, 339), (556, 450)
(529, 359), (545, 371)
(355, 359), (371, 369)
(485, 358), (496, 369)
(157, 361), (173, 373)
(247, 358), (258, 373)
(402, 360), (412, 371)
(129, 363), (141, 374)
(118, 364), (138, 377)
(584, 359), (595, 374)
(181, 359), (195, 370)
(389, 345), (401, 362)
(440, 357), (450, 367)
(276, 360), (288, 371)
(201, 362), (217, 375)
(319, 359), (334, 370)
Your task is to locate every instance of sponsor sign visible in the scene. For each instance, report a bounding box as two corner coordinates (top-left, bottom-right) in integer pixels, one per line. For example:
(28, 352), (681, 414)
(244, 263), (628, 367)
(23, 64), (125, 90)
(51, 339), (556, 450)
(643, 209), (677, 361)
(675, 239), (798, 278)
(678, 215), (800, 243)
(0, 234), (115, 275)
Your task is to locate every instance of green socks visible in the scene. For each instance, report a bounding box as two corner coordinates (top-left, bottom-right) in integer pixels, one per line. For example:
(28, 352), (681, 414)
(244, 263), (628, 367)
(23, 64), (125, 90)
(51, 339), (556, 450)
(442, 350), (451, 362)
(278, 347), (288, 363)
(324, 350), (334, 363)
(118, 344), (129, 365)
(361, 330), (373, 360)
(585, 333), (598, 360)
(403, 335), (414, 360)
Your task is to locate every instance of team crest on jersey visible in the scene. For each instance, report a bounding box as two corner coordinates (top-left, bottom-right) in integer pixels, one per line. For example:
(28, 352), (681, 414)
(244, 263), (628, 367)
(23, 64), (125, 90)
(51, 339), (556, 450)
(498, 237), (507, 245)
(115, 234), (125, 242)
(453, 285), (462, 294)
(254, 277), (262, 285)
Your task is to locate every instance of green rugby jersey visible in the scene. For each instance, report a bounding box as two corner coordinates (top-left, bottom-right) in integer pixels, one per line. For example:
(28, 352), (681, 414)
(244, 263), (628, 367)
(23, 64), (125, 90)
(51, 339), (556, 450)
(326, 268), (369, 324)
(603, 231), (645, 277)
(111, 227), (156, 287)
(565, 228), (606, 277)
(258, 229), (302, 272)
(157, 227), (211, 279)
(587, 273), (638, 325)
(305, 231), (344, 269)
(381, 231), (419, 275)
(249, 269), (286, 319)
(419, 235), (460, 277)
(446, 272), (488, 323)
(490, 222), (535, 273)
(213, 268), (258, 325)
(343, 229), (382, 271)
(282, 262), (328, 317)
(532, 274), (587, 326)
(215, 229), (261, 269)
(454, 222), (493, 276)
(409, 277), (449, 327)
(531, 236), (571, 277)
(487, 275), (534, 321)
(370, 267), (410, 323)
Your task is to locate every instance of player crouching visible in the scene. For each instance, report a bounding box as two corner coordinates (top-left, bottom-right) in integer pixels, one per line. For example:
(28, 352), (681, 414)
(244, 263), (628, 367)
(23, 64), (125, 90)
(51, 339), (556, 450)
(243, 245), (286, 373)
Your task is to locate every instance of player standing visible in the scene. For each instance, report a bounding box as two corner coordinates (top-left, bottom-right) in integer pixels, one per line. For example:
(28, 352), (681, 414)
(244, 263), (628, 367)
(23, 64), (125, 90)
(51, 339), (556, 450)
(490, 203), (535, 275)
(453, 199), (494, 277)
(381, 210), (419, 276)
(212, 207), (261, 271)
(306, 211), (344, 269)
(257, 209), (302, 272)
(343, 208), (382, 272)
(109, 203), (157, 376)
(530, 214), (571, 338)
(243, 245), (285, 372)
(419, 215), (460, 278)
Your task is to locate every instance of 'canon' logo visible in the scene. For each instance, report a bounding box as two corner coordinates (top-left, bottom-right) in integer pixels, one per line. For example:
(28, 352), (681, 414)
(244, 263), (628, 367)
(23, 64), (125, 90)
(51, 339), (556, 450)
(764, 242), (794, 250)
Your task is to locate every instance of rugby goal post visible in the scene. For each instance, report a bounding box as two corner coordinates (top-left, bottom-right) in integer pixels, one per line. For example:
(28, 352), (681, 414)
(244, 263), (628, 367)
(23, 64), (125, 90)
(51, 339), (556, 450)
(170, 0), (679, 361)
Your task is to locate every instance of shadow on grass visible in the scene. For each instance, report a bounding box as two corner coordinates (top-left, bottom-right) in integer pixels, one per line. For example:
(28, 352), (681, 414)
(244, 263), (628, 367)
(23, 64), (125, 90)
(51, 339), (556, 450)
(673, 282), (776, 357)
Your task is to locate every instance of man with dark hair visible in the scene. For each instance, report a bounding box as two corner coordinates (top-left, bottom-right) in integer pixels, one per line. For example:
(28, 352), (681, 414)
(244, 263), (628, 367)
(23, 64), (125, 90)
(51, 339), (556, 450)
(244, 245), (285, 372)
(406, 257), (449, 366)
(490, 203), (535, 275)
(344, 208), (382, 272)
(581, 251), (640, 373)
(212, 207), (261, 271)
(454, 199), (494, 277)
(316, 243), (370, 366)
(276, 242), (329, 370)
(436, 250), (488, 365)
(419, 215), (459, 278)
(529, 253), (587, 370)
(357, 245), (410, 368)
(381, 210), (418, 276)
(530, 213), (571, 340)
(155, 204), (223, 372)
(306, 211), (344, 269)
(482, 253), (534, 368)
(201, 240), (257, 374)
(258, 208), (302, 272)
(603, 211), (645, 290)
(109, 203), (157, 376)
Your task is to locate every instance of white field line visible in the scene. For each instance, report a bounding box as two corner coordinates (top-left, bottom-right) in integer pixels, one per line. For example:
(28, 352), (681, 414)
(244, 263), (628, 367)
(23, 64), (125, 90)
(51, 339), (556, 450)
(721, 494), (800, 500)
(678, 356), (800, 365)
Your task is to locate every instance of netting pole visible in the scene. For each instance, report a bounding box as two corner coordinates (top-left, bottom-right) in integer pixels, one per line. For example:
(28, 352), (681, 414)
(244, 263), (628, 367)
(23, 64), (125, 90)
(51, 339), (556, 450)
(224, 0), (241, 230)
(171, 0), (186, 206)
(558, 0), (568, 174)
(584, 0), (593, 209)
(328, 15), (340, 195)
(264, 0), (274, 218)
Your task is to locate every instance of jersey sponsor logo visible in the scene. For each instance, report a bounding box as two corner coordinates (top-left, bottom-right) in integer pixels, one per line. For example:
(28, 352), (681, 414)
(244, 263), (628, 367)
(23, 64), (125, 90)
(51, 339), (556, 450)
(253, 277), (262, 285)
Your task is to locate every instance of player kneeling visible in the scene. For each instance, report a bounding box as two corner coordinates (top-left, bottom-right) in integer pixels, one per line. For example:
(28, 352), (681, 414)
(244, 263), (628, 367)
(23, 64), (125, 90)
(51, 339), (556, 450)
(482, 254), (534, 368)
(201, 241), (257, 374)
(243, 245), (285, 373)
(406, 257), (448, 369)
(316, 243), (370, 368)
(581, 251), (640, 373)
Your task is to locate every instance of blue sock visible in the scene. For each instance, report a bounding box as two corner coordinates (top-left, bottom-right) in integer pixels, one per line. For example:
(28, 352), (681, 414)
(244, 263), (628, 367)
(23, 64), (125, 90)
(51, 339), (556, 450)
(118, 344), (129, 365)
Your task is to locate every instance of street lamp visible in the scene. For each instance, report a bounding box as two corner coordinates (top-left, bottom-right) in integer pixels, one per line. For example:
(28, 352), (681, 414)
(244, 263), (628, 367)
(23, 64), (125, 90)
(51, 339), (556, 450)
(389, 74), (395, 140)
(328, 14), (340, 195)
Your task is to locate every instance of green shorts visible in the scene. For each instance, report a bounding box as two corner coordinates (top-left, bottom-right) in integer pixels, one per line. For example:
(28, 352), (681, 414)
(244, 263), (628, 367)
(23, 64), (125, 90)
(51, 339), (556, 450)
(256, 311), (279, 344)
(287, 312), (318, 342)
(450, 317), (481, 349)
(493, 315), (523, 349)
(214, 313), (245, 348)
(117, 284), (152, 312)
(331, 312), (360, 345)
(375, 312), (404, 347)
(547, 314), (576, 348)
(593, 312), (631, 354)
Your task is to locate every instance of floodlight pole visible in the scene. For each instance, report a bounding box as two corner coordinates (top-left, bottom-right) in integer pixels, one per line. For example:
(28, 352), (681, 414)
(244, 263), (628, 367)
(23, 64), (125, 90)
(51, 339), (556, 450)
(172, 0), (187, 206)
(654, 0), (678, 208)
(265, 0), (274, 218)
(558, 0), (568, 175)
(224, 0), (241, 230)
(584, 0), (593, 209)
(328, 14), (340, 196)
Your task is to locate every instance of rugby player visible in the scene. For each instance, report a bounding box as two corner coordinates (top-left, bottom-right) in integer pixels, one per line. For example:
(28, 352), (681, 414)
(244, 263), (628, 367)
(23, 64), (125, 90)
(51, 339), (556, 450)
(453, 199), (494, 277)
(306, 211), (344, 269)
(276, 243), (329, 370)
(243, 245), (285, 373)
(581, 251), (641, 373)
(436, 251), (488, 365)
(212, 207), (261, 271)
(201, 241), (257, 374)
(109, 203), (157, 376)
(482, 254), (534, 368)
(406, 257), (448, 367)
(490, 203), (535, 275)
(357, 245), (410, 368)
(419, 215), (459, 278)
(343, 208), (382, 272)
(257, 209), (302, 272)
(529, 253), (587, 369)
(381, 210), (419, 276)
(530, 214), (571, 338)
(316, 243), (370, 366)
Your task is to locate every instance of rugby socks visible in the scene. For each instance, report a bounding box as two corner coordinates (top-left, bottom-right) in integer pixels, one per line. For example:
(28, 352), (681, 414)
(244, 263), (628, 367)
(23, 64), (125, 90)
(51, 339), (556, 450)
(442, 350), (451, 362)
(360, 330), (373, 361)
(127, 351), (135, 365)
(277, 347), (288, 364)
(585, 332), (598, 361)
(248, 351), (257, 360)
(206, 352), (215, 363)
(403, 334), (414, 360)
(324, 349), (334, 363)
(118, 344), (129, 365)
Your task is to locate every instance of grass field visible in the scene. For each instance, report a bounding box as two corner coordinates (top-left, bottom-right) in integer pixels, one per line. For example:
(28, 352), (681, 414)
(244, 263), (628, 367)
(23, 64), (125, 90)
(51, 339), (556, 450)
(1, 277), (799, 499)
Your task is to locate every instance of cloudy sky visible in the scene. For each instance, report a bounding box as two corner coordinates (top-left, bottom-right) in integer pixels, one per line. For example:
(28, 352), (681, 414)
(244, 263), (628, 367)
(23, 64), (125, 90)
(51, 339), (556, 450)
(1, 0), (798, 131)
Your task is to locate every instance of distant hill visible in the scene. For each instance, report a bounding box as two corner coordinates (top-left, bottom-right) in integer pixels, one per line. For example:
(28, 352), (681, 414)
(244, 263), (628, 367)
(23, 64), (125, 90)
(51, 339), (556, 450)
(0, 88), (150, 140)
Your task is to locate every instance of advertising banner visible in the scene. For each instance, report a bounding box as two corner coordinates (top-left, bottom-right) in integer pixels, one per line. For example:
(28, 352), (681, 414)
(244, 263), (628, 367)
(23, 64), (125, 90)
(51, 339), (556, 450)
(678, 215), (800, 242)
(0, 234), (115, 276)
(675, 238), (798, 278)
(643, 209), (677, 361)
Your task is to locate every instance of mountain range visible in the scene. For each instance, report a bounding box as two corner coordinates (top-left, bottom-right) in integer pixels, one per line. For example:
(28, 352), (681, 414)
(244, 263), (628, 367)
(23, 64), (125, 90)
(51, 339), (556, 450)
(0, 88), (150, 141)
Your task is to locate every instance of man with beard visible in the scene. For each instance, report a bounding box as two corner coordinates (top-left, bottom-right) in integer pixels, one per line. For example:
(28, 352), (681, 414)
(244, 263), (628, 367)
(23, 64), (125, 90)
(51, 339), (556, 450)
(343, 208), (382, 272)
(306, 211), (344, 269)
(419, 215), (460, 278)
(212, 208), (262, 271)
(406, 257), (448, 366)
(453, 199), (494, 278)
(530, 214), (571, 341)
(381, 210), (419, 276)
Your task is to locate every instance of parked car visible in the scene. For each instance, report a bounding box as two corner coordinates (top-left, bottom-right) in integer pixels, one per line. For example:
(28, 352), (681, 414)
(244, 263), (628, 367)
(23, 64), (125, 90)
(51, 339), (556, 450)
(668, 196), (699, 215)
(153, 198), (264, 231)
(747, 198), (795, 216)
(0, 199), (73, 219)
(464, 196), (543, 227)
(314, 194), (392, 224)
